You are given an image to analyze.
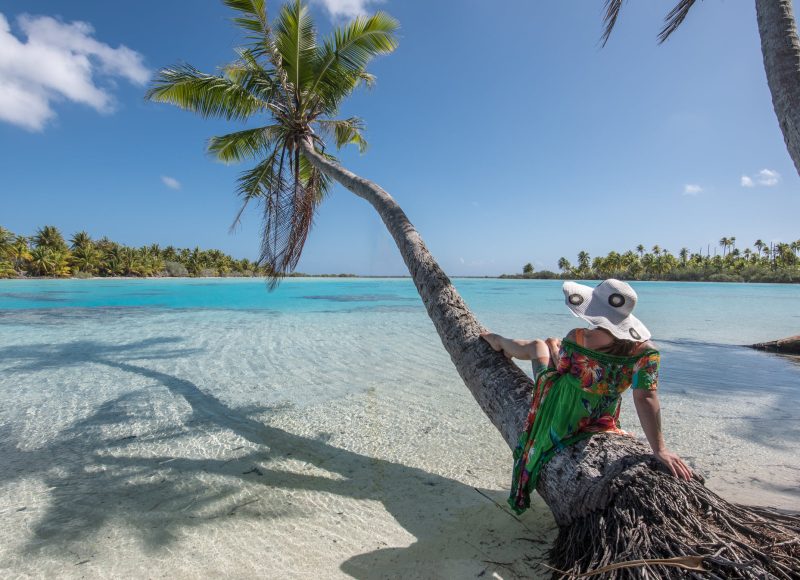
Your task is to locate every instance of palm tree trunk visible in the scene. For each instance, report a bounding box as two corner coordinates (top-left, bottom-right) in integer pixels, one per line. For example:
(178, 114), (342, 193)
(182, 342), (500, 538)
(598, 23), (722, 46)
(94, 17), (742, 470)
(300, 139), (800, 578)
(756, 0), (800, 177)
(300, 138), (532, 448)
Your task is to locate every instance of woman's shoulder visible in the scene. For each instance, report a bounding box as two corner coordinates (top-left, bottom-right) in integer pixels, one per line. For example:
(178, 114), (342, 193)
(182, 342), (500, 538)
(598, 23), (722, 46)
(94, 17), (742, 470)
(565, 328), (659, 357)
(635, 340), (658, 354)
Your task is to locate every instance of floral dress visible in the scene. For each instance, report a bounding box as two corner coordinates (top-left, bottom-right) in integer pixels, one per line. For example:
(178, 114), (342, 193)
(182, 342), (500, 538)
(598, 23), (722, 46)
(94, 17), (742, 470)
(509, 329), (660, 514)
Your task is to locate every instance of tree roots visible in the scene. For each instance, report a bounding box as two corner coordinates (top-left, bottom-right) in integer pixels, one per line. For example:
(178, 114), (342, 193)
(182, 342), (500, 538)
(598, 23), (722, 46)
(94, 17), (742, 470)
(548, 462), (800, 579)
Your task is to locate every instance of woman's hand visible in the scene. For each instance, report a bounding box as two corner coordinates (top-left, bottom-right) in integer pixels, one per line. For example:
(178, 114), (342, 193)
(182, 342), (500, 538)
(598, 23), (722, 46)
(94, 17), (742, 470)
(653, 448), (693, 481)
(480, 332), (512, 358)
(544, 337), (561, 367)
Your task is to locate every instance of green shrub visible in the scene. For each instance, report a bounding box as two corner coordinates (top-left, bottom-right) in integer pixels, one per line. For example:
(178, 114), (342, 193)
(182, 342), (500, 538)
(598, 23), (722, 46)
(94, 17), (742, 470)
(164, 261), (189, 277)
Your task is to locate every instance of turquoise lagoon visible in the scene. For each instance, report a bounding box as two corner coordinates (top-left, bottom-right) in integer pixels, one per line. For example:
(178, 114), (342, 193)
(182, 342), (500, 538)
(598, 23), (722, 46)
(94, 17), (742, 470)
(1, 278), (798, 578)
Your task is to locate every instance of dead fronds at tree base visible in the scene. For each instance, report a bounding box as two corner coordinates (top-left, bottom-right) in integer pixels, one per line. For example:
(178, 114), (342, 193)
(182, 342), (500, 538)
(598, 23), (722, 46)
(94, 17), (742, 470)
(548, 468), (800, 579)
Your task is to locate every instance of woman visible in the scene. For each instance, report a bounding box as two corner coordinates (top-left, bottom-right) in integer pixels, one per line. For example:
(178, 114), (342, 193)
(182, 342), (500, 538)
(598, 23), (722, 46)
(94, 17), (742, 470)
(481, 279), (692, 514)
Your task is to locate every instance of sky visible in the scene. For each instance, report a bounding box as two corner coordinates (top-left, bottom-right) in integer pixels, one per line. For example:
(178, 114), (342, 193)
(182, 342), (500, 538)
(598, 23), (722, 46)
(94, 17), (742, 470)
(0, 0), (798, 276)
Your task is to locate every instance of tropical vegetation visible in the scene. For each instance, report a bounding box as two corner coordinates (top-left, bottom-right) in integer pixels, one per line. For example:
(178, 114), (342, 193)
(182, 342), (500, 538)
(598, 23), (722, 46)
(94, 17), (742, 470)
(507, 237), (800, 283)
(0, 224), (283, 279)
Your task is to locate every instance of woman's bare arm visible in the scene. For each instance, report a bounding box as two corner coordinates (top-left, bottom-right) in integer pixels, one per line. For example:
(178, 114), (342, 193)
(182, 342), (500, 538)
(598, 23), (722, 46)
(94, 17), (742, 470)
(633, 389), (693, 481)
(480, 333), (539, 360)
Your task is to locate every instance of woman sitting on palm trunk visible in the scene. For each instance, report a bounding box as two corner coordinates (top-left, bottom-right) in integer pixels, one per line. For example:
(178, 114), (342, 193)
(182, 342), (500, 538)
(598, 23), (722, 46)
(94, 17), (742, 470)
(481, 279), (692, 514)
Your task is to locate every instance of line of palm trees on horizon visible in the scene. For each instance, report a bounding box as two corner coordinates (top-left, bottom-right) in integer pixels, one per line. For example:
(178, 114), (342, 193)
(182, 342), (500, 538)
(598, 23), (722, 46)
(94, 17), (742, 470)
(0, 225), (268, 279)
(518, 237), (800, 282)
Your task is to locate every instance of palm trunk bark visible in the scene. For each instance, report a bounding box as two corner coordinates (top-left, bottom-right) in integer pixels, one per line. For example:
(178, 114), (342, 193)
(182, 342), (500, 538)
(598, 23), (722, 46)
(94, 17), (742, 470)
(756, 0), (800, 178)
(300, 138), (532, 448)
(300, 139), (800, 578)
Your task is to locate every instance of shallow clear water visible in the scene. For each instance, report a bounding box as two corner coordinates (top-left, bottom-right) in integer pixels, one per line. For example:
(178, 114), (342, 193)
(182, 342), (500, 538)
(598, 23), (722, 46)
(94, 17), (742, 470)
(1, 278), (798, 578)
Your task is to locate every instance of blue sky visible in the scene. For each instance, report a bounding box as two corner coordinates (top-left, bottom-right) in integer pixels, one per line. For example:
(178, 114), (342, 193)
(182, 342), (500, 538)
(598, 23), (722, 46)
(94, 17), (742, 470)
(1, 0), (798, 275)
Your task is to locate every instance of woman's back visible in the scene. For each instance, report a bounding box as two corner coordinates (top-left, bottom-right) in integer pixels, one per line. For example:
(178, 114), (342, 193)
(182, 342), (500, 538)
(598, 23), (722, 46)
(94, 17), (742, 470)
(508, 327), (661, 512)
(557, 328), (660, 395)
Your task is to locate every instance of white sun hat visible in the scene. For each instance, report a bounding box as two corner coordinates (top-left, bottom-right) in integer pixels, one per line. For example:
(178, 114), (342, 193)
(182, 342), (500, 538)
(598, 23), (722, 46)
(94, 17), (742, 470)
(562, 279), (651, 342)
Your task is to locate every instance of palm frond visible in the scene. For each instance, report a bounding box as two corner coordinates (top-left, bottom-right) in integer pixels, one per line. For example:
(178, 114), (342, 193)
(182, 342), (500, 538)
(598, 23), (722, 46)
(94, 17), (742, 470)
(274, 0), (317, 96)
(223, 49), (281, 105)
(600, 0), (624, 47)
(257, 147), (319, 288)
(231, 140), (328, 287)
(230, 145), (283, 232)
(146, 64), (265, 121)
(297, 149), (332, 200)
(325, 12), (399, 71)
(358, 71), (376, 89)
(658, 0), (698, 43)
(315, 117), (367, 153)
(223, 0), (269, 37)
(208, 125), (283, 163)
(309, 12), (398, 109)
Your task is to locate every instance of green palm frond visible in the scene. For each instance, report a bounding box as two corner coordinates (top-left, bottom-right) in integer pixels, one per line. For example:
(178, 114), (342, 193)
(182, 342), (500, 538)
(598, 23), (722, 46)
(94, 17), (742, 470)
(223, 0), (269, 37)
(146, 65), (266, 121)
(70, 230), (93, 250)
(275, 0), (317, 94)
(315, 118), (367, 153)
(309, 12), (399, 110)
(297, 150), (333, 199)
(209, 125), (283, 163)
(658, 0), (698, 43)
(230, 146), (284, 231)
(224, 49), (282, 104)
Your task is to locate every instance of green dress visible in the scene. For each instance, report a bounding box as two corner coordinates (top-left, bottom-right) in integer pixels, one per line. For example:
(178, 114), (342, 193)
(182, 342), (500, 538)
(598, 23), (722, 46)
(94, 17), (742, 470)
(509, 330), (660, 514)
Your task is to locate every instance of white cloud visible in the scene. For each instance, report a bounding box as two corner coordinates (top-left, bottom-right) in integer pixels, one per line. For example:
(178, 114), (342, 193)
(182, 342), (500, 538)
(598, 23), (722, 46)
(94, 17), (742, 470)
(0, 12), (149, 131)
(757, 168), (780, 186)
(311, 0), (384, 19)
(741, 168), (780, 188)
(683, 184), (703, 195)
(161, 176), (181, 190)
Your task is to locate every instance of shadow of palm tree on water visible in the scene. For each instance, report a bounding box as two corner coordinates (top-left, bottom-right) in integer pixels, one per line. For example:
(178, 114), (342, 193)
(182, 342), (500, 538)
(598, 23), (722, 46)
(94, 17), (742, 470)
(0, 337), (556, 578)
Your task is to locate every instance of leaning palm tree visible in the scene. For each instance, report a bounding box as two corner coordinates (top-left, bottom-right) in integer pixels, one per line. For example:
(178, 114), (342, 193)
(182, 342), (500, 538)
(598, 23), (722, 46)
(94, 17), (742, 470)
(148, 2), (800, 577)
(601, 0), (800, 179)
(148, 0), (395, 287)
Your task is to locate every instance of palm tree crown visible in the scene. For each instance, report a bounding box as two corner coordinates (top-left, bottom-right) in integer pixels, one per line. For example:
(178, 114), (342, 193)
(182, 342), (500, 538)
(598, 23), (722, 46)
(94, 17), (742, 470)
(147, 0), (398, 286)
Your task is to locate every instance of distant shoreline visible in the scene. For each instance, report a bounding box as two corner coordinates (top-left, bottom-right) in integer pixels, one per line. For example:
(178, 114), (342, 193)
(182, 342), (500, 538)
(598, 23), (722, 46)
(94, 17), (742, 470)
(496, 273), (800, 284)
(1, 274), (799, 284)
